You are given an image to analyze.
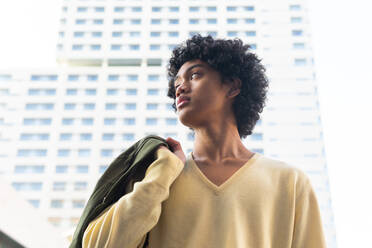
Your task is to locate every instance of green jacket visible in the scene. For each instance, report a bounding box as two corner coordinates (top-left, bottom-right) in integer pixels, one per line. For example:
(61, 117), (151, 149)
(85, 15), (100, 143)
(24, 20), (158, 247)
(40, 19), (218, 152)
(69, 134), (173, 248)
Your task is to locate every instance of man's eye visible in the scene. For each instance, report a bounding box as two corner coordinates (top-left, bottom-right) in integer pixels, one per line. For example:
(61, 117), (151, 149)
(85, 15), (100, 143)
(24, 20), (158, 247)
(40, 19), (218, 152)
(191, 72), (199, 79)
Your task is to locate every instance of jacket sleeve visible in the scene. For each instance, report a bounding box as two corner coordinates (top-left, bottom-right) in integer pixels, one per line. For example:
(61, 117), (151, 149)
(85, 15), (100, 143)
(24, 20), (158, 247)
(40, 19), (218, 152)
(82, 148), (184, 248)
(291, 170), (327, 248)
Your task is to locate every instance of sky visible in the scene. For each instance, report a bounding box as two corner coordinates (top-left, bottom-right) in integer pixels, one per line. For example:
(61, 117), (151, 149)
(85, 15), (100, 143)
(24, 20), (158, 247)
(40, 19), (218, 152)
(0, 0), (371, 247)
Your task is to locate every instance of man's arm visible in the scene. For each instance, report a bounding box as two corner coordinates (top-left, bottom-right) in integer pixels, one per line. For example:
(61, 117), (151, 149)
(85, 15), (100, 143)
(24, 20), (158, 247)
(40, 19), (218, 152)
(291, 171), (327, 248)
(82, 148), (184, 248)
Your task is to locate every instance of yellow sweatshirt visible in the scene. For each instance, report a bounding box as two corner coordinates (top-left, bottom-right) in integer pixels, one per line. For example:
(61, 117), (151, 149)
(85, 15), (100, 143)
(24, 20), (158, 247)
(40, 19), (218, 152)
(82, 148), (327, 248)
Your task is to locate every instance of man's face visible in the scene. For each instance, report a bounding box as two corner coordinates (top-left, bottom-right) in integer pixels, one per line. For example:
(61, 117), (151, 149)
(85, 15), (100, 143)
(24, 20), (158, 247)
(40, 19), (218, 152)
(174, 59), (232, 127)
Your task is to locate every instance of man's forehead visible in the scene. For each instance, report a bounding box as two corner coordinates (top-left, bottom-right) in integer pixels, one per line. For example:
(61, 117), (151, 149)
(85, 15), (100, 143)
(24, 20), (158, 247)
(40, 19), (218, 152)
(175, 60), (207, 79)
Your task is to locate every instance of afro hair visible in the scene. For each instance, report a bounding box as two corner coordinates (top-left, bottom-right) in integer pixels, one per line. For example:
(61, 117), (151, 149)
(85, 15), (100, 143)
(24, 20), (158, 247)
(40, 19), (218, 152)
(166, 34), (269, 139)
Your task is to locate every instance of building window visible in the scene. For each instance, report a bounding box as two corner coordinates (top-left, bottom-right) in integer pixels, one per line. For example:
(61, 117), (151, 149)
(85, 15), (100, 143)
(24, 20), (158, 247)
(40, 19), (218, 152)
(104, 118), (116, 125)
(87, 75), (98, 81)
(78, 149), (91, 157)
(114, 7), (124, 12)
(92, 32), (102, 38)
(90, 44), (101, 51)
(189, 19), (199, 24)
(226, 6), (237, 11)
(245, 18), (255, 24)
(146, 118), (157, 125)
(207, 19), (217, 24)
(28, 200), (40, 208)
(292, 30), (303, 36)
(74, 182), (88, 191)
(60, 133), (72, 141)
(51, 200), (64, 208)
(58, 149), (70, 157)
(147, 103), (158, 110)
(151, 32), (161, 37)
(207, 6), (217, 12)
(152, 7), (161, 12)
(189, 6), (199, 12)
(74, 32), (84, 38)
(85, 89), (96, 95)
(77, 7), (87, 12)
(126, 89), (137, 95)
(101, 149), (113, 157)
(132, 7), (142, 12)
(131, 19), (141, 24)
(166, 118), (177, 125)
(72, 44), (83, 50)
(105, 103), (117, 110)
(14, 165), (45, 174)
(150, 44), (161, 50)
(128, 75), (138, 81)
(148, 75), (159, 81)
(108, 75), (119, 81)
(72, 200), (85, 208)
(294, 58), (307, 66)
(168, 31), (178, 37)
(123, 118), (135, 125)
(169, 6), (179, 12)
(75, 19), (86, 25)
(107, 89), (118, 95)
(68, 75), (79, 81)
(293, 43), (305, 49)
(76, 165), (89, 173)
(130, 31), (140, 37)
(53, 182), (66, 191)
(207, 31), (217, 37)
(83, 103), (95, 110)
(227, 31), (238, 37)
(111, 44), (122, 50)
(125, 103), (136, 110)
(80, 133), (92, 141)
(246, 31), (256, 37)
(290, 5), (301, 11)
(113, 19), (124, 25)
(93, 19), (103, 25)
(103, 133), (114, 141)
(129, 44), (140, 50)
(64, 103), (76, 110)
(66, 89), (77, 95)
(151, 19), (161, 24)
(123, 133), (135, 141)
(169, 19), (179, 24)
(112, 31), (122, 37)
(56, 165), (68, 173)
(62, 118), (74, 125)
(251, 133), (263, 141)
(95, 7), (104, 12)
(244, 6), (255, 11)
(291, 17), (302, 23)
(147, 89), (159, 95)
(227, 18), (238, 24)
(82, 118), (94, 125)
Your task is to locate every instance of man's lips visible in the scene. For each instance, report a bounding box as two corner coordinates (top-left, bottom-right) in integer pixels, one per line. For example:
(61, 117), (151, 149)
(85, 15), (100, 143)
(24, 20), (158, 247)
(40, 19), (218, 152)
(177, 99), (190, 108)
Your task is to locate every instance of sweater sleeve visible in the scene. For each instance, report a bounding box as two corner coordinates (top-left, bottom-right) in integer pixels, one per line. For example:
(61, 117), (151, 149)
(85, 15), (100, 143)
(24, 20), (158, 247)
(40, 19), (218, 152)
(291, 171), (327, 248)
(82, 148), (184, 248)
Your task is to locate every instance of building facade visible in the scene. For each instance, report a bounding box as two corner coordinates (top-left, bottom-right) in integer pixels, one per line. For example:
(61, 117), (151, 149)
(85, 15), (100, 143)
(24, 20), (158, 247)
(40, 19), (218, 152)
(0, 0), (337, 247)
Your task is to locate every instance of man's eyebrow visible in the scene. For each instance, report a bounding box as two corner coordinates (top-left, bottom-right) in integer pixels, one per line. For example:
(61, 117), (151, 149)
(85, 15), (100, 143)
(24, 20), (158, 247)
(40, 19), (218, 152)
(174, 64), (205, 83)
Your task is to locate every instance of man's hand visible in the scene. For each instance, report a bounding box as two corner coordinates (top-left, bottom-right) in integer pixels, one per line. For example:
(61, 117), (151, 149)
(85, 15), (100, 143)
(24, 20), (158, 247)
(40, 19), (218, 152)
(157, 137), (186, 165)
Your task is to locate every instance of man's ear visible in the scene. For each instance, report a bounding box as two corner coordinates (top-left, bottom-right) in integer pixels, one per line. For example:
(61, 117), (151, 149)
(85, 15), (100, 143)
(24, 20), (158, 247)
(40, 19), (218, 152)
(227, 78), (242, 98)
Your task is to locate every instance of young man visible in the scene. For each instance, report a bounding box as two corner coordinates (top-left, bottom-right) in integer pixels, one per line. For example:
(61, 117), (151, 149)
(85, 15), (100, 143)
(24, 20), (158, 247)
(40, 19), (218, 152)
(82, 35), (327, 248)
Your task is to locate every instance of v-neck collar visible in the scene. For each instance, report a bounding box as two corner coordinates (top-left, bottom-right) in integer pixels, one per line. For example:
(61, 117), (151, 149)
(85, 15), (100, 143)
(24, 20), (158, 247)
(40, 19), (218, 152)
(187, 151), (261, 194)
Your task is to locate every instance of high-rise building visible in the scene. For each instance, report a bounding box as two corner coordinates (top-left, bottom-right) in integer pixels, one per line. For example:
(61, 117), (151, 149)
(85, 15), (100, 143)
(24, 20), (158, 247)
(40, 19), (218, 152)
(0, 0), (337, 247)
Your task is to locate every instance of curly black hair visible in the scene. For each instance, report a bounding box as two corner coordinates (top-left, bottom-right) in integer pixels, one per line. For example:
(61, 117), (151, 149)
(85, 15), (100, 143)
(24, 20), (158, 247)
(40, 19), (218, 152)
(166, 34), (269, 139)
